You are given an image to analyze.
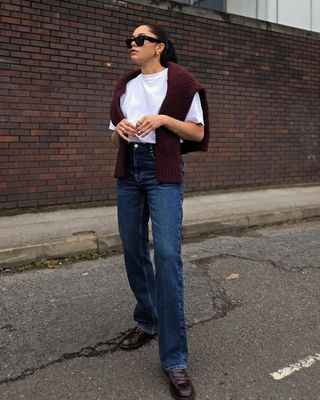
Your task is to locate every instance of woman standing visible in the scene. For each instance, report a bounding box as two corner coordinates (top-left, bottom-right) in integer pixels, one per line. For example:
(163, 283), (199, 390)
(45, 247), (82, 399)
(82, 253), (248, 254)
(109, 24), (209, 400)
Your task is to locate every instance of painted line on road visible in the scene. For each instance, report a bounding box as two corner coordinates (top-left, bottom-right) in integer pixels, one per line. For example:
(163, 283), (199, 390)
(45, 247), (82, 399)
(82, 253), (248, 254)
(270, 352), (320, 380)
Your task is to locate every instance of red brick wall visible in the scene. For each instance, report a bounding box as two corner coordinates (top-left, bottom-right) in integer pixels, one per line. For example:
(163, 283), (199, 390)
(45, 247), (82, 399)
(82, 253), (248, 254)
(1, 0), (319, 209)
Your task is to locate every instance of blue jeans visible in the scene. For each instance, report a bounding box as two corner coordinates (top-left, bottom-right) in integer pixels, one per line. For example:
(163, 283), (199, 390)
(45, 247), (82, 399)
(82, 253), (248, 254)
(116, 143), (188, 371)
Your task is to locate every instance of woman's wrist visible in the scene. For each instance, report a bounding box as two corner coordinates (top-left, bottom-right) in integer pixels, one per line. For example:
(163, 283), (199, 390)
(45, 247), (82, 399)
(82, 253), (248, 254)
(162, 115), (203, 142)
(176, 120), (183, 135)
(162, 115), (183, 136)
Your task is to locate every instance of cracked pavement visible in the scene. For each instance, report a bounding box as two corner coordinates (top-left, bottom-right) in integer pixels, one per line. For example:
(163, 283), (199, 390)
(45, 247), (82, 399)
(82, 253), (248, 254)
(0, 220), (320, 399)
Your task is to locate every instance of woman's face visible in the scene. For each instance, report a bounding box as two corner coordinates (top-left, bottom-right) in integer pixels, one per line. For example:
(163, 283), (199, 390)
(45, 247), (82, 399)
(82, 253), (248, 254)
(127, 25), (164, 66)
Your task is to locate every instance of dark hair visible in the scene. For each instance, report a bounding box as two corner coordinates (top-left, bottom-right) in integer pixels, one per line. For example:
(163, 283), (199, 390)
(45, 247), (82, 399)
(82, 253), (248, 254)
(146, 24), (178, 66)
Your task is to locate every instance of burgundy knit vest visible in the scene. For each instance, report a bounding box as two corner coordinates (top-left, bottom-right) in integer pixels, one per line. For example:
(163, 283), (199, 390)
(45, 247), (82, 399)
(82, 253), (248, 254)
(110, 62), (210, 183)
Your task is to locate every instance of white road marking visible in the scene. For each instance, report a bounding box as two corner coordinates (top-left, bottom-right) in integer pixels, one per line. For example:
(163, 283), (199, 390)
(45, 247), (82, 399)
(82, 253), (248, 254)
(270, 353), (320, 380)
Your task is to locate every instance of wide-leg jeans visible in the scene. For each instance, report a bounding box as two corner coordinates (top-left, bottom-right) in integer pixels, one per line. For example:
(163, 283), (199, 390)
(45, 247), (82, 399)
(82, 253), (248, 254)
(116, 142), (188, 371)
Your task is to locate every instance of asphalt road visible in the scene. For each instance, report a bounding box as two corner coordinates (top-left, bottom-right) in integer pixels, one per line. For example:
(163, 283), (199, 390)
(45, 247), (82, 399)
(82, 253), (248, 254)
(1, 220), (320, 400)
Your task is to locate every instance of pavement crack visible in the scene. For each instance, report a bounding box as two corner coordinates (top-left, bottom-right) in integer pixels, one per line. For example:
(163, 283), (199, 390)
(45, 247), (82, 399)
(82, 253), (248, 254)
(0, 324), (16, 332)
(211, 281), (242, 317)
(193, 253), (309, 272)
(0, 333), (125, 386)
(187, 257), (242, 325)
(221, 254), (319, 272)
(187, 315), (219, 328)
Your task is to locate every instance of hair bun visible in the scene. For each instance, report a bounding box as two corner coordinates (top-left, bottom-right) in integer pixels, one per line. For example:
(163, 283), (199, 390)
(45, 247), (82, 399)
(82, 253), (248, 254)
(146, 24), (178, 66)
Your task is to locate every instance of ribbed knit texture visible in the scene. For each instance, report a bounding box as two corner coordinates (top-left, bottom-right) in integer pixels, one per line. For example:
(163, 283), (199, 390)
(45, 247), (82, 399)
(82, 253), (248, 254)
(110, 62), (210, 183)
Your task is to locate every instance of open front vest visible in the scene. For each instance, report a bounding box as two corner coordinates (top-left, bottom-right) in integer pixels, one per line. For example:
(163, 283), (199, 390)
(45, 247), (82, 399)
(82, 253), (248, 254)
(110, 62), (210, 183)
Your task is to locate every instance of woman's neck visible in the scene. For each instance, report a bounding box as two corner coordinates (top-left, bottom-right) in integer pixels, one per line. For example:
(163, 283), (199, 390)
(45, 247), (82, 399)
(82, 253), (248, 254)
(140, 60), (166, 75)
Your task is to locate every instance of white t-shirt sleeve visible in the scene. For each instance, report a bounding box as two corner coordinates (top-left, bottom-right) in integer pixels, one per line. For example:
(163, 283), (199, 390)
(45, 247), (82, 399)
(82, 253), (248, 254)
(109, 121), (115, 130)
(185, 92), (204, 125)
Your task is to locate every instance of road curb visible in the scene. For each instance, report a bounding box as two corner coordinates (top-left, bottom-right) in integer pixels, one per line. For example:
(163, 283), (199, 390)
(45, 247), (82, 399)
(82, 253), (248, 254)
(1, 206), (320, 271)
(0, 234), (97, 270)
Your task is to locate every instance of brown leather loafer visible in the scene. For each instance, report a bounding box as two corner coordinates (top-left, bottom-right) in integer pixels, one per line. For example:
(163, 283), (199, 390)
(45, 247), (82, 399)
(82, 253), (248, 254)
(118, 326), (156, 350)
(166, 369), (195, 400)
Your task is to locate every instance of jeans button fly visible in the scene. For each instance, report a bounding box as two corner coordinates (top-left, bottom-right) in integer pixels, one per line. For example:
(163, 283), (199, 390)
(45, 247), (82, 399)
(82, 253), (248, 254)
(134, 143), (138, 149)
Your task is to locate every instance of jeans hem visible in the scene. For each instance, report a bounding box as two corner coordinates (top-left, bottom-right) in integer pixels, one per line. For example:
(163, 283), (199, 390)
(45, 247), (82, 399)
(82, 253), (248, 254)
(136, 324), (158, 336)
(162, 364), (187, 372)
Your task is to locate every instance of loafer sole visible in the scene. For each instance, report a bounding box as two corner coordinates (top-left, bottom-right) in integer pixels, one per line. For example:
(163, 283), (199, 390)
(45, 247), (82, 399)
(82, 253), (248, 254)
(118, 337), (153, 350)
(169, 385), (195, 400)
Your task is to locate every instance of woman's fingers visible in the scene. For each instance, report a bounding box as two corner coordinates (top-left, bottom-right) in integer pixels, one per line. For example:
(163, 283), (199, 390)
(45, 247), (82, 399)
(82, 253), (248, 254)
(116, 120), (138, 140)
(124, 120), (137, 135)
(117, 117), (161, 139)
(139, 129), (150, 137)
(136, 116), (162, 137)
(122, 122), (137, 136)
(138, 124), (153, 137)
(117, 127), (129, 141)
(136, 120), (150, 137)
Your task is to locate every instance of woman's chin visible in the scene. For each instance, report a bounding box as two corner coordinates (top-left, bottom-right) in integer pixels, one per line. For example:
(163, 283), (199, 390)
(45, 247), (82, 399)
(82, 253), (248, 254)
(130, 57), (142, 66)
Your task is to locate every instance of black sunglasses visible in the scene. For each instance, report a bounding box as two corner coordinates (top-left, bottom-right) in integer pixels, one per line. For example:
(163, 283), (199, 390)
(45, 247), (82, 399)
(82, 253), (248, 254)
(126, 35), (161, 49)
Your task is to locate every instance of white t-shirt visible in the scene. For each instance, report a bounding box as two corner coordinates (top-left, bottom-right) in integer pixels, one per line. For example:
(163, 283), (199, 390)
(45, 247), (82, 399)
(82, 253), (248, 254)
(109, 68), (204, 144)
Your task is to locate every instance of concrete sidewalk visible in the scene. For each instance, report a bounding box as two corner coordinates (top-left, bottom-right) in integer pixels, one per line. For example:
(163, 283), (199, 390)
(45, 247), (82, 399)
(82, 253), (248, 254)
(1, 185), (320, 270)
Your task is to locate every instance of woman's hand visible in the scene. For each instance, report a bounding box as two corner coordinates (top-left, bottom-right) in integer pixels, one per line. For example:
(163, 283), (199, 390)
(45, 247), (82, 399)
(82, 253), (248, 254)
(135, 115), (166, 138)
(112, 119), (138, 147)
(112, 115), (204, 146)
(115, 119), (138, 141)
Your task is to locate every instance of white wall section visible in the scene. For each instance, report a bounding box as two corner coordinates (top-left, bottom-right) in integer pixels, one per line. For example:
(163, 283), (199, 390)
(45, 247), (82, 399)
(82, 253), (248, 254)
(225, 0), (320, 32)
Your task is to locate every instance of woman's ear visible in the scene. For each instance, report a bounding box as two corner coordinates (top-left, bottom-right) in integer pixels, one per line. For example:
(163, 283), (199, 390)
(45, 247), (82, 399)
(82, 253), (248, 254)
(157, 42), (165, 53)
